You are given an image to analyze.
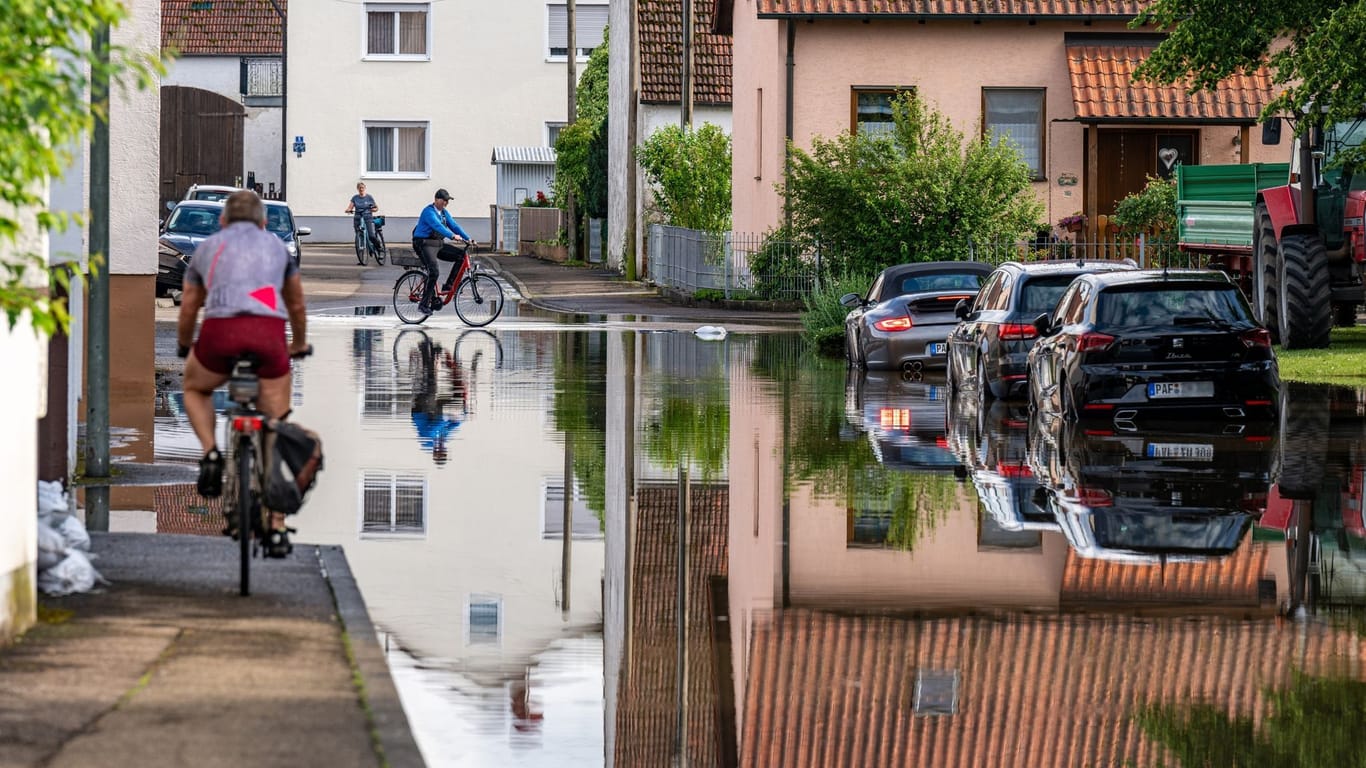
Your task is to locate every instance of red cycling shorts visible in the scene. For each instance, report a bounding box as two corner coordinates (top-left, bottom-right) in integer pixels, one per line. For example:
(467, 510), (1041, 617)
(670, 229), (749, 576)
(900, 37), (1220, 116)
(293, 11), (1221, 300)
(194, 315), (290, 378)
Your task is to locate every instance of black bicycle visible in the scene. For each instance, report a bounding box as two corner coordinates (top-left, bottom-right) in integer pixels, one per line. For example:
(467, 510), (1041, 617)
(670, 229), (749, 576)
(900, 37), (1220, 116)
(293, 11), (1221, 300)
(353, 214), (387, 266)
(221, 346), (311, 596)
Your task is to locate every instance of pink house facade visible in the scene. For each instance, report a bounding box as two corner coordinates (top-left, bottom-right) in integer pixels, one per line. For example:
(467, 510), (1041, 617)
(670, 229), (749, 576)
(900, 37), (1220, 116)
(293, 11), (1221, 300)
(728, 0), (1282, 242)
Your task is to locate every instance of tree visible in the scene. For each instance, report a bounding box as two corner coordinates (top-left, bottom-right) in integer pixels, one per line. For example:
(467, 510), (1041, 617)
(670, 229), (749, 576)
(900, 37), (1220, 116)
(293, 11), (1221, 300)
(1134, 0), (1366, 129)
(636, 123), (733, 233)
(1, 0), (158, 333)
(783, 93), (1043, 279)
(554, 28), (610, 221)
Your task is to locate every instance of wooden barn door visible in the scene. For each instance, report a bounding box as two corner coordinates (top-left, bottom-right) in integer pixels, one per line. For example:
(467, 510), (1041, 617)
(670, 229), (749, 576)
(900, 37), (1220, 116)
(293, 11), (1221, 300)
(159, 86), (244, 214)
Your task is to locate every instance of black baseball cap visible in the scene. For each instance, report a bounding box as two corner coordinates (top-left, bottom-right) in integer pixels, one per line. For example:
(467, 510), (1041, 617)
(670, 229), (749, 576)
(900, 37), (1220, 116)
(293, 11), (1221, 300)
(434, 188), (451, 200)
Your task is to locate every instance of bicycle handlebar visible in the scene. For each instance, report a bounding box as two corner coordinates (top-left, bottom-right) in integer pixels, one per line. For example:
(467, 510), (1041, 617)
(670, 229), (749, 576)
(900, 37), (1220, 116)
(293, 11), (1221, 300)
(290, 344), (314, 360)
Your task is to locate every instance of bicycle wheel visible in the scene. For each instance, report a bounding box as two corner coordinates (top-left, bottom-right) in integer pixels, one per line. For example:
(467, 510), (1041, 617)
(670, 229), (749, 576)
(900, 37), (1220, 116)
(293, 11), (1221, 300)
(237, 437), (252, 596)
(374, 231), (387, 266)
(354, 229), (366, 266)
(393, 270), (432, 324)
(454, 273), (504, 327)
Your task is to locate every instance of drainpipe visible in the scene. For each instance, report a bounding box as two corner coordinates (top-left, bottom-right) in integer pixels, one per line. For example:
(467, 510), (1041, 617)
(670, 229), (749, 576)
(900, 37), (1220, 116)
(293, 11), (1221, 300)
(784, 20), (795, 234)
(85, 22), (111, 531)
(266, 0), (286, 198)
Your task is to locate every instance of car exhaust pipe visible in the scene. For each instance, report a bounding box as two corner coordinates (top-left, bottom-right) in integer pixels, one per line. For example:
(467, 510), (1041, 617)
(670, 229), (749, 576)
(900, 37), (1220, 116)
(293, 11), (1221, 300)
(902, 360), (923, 374)
(1223, 407), (1245, 419)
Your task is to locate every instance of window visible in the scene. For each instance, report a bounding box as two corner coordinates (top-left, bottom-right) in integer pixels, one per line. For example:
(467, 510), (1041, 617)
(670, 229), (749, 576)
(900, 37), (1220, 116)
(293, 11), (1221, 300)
(361, 472), (426, 535)
(983, 88), (1045, 180)
(467, 595), (502, 645)
(914, 669), (959, 716)
(542, 480), (604, 540)
(364, 122), (428, 177)
(851, 87), (911, 135)
(365, 3), (429, 59)
(547, 3), (609, 59)
(546, 121), (566, 146)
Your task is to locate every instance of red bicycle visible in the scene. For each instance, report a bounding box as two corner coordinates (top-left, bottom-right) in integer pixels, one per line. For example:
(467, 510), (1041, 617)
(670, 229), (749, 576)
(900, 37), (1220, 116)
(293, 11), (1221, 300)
(392, 240), (505, 327)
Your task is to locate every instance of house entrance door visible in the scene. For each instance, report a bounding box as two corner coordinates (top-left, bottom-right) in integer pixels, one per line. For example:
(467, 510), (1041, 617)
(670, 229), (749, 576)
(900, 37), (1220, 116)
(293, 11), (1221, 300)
(1095, 129), (1198, 214)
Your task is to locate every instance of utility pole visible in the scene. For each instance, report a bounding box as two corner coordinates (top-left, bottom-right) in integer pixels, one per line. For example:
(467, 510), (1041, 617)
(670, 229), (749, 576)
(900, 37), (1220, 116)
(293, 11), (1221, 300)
(85, 22), (112, 531)
(680, 0), (693, 127)
(566, 0), (578, 262)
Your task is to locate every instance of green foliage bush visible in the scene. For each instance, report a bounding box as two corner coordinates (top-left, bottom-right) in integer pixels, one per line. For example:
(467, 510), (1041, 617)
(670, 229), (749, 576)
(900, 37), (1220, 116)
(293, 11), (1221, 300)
(783, 93), (1043, 279)
(802, 272), (871, 356)
(1111, 175), (1176, 236)
(747, 229), (816, 300)
(637, 123), (732, 233)
(553, 29), (609, 219)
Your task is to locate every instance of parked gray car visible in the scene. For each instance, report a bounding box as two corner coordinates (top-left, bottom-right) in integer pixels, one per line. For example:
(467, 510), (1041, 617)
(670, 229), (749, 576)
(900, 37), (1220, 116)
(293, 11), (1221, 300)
(841, 261), (993, 372)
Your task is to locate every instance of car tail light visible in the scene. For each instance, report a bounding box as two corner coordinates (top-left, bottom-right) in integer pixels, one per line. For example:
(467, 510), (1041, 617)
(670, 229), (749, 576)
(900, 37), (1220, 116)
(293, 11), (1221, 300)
(879, 408), (911, 429)
(1241, 491), (1268, 512)
(996, 462), (1032, 478)
(1076, 486), (1114, 507)
(873, 316), (913, 332)
(1000, 323), (1037, 341)
(1077, 332), (1116, 352)
(1241, 328), (1273, 349)
(1083, 428), (1114, 436)
(1245, 399), (1273, 407)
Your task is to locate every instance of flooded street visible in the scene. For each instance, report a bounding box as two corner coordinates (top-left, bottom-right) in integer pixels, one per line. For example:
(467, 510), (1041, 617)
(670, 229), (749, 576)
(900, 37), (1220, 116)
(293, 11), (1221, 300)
(153, 314), (1366, 766)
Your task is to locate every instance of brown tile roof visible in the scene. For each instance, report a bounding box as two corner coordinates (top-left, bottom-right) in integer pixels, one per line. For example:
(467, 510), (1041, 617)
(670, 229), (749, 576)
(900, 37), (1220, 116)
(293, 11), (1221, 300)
(639, 0), (734, 106)
(755, 0), (1147, 17)
(1060, 538), (1271, 606)
(742, 610), (1365, 767)
(614, 483), (730, 767)
(1068, 38), (1273, 122)
(154, 483), (225, 536)
(162, 0), (285, 57)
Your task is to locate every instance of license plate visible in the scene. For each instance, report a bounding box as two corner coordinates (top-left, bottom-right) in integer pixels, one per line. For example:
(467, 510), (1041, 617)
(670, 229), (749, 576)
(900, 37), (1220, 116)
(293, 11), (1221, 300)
(1146, 442), (1215, 460)
(926, 342), (947, 355)
(1147, 381), (1213, 399)
(925, 385), (943, 400)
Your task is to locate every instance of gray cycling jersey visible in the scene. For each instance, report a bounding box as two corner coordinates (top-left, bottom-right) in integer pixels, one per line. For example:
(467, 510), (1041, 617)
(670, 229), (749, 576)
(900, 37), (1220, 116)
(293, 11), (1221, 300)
(186, 221), (298, 320)
(351, 194), (377, 218)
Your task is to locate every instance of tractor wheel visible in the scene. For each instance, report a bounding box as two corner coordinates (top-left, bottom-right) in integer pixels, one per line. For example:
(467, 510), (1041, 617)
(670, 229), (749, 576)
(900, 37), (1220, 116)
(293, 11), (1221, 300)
(1335, 302), (1358, 327)
(1275, 384), (1329, 501)
(1255, 203), (1280, 340)
(1277, 233), (1333, 349)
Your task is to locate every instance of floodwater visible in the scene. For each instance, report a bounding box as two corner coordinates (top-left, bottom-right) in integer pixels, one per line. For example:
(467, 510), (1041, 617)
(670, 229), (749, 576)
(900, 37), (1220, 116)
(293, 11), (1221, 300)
(154, 314), (1366, 767)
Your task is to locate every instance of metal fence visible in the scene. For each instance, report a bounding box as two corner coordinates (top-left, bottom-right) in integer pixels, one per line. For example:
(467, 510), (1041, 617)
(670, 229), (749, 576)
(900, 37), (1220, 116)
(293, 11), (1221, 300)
(648, 224), (818, 301)
(967, 234), (1190, 268)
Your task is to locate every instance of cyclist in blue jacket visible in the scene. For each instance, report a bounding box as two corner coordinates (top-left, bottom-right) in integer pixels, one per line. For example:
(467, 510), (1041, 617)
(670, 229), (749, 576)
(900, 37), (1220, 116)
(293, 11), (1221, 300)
(411, 188), (473, 312)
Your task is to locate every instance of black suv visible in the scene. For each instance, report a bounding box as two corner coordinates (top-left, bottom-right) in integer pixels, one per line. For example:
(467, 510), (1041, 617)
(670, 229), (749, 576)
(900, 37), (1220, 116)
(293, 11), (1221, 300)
(945, 259), (1136, 399)
(1027, 269), (1280, 421)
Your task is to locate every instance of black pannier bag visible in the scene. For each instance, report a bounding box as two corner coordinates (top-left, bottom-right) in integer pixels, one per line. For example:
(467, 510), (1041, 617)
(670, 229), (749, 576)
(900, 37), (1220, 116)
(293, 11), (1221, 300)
(262, 419), (323, 514)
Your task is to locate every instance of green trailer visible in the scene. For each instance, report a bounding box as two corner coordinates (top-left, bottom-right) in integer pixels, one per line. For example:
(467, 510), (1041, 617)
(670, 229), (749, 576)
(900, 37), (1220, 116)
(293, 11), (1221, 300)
(1176, 163), (1289, 253)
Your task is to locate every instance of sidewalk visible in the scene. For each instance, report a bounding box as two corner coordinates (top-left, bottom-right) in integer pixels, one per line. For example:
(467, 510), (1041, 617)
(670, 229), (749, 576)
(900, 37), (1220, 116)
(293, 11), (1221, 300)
(0, 536), (421, 768)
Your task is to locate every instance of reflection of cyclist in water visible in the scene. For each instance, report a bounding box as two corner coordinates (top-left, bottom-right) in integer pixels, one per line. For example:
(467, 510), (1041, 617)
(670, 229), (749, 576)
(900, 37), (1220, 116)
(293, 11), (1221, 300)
(410, 334), (467, 464)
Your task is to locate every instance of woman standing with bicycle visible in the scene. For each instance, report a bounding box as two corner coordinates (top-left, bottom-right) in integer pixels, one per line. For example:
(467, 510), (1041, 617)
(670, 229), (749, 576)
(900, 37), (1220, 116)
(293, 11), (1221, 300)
(411, 187), (474, 313)
(346, 181), (383, 265)
(177, 191), (309, 534)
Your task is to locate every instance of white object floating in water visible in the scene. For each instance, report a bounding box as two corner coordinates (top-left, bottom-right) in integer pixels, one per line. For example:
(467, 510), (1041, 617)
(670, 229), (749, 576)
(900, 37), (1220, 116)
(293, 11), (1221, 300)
(694, 325), (728, 340)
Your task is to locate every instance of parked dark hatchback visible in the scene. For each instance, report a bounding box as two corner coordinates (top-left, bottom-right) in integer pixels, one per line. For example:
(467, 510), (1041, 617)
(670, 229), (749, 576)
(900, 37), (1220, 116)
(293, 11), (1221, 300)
(157, 201), (224, 297)
(841, 261), (993, 372)
(1027, 269), (1280, 421)
(945, 259), (1137, 399)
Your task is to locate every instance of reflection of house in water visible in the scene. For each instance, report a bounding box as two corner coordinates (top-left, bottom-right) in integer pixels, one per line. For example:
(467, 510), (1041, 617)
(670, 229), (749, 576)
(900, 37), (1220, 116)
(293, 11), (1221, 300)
(300, 326), (604, 685)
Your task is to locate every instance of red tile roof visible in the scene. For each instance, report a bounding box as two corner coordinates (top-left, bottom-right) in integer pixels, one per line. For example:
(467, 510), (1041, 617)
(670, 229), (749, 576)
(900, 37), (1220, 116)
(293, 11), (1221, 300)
(614, 483), (730, 767)
(755, 0), (1147, 17)
(162, 0), (285, 57)
(742, 610), (1364, 767)
(154, 483), (225, 536)
(1068, 39), (1273, 122)
(1060, 538), (1271, 606)
(639, 0), (734, 105)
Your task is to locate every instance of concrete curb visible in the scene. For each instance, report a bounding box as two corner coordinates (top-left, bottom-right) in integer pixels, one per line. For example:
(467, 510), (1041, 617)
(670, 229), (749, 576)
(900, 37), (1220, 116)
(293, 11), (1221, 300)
(318, 546), (426, 768)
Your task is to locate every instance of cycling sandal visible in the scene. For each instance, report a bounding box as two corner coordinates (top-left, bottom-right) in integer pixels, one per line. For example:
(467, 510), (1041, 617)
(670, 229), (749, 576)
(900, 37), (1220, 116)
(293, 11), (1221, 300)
(198, 448), (225, 498)
(263, 527), (294, 559)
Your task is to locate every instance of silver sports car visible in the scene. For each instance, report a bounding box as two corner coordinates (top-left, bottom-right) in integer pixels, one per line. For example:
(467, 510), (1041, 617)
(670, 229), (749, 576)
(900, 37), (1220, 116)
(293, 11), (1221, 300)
(842, 260), (993, 372)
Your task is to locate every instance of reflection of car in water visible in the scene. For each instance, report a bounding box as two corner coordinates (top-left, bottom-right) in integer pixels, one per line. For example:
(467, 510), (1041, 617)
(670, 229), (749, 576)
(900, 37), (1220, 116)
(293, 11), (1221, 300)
(1028, 414), (1274, 563)
(845, 368), (959, 471)
(945, 393), (1054, 532)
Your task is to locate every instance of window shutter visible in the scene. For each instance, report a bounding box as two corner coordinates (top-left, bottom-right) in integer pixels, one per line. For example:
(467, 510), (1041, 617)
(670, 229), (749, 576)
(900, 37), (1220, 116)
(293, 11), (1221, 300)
(548, 5), (568, 51)
(576, 5), (609, 50)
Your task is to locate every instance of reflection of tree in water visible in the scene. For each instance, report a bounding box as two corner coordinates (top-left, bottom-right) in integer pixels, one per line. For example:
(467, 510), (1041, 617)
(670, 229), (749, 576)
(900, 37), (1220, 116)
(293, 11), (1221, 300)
(551, 333), (608, 520)
(753, 335), (952, 552)
(1138, 672), (1366, 767)
(643, 393), (729, 482)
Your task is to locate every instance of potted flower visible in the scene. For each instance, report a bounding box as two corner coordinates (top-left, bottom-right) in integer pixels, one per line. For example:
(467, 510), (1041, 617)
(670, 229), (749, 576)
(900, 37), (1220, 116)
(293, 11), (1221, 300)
(1057, 212), (1087, 234)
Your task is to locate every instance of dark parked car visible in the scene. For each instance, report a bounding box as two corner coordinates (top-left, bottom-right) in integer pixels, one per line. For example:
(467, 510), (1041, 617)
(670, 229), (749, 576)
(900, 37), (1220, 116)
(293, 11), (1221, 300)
(1027, 269), (1279, 421)
(1028, 415), (1273, 563)
(945, 394), (1054, 533)
(841, 261), (993, 372)
(945, 259), (1137, 399)
(265, 200), (309, 266)
(157, 201), (224, 298)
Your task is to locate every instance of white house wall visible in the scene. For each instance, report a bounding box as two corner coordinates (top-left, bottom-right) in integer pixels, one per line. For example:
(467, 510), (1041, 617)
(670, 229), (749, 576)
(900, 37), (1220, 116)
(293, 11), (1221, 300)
(162, 55), (283, 192)
(110, 0), (160, 277)
(289, 0), (606, 243)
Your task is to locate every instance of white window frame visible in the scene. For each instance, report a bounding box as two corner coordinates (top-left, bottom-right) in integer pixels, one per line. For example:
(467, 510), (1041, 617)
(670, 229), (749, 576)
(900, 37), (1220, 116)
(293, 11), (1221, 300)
(545, 2), (609, 62)
(359, 471), (428, 538)
(546, 121), (567, 147)
(361, 120), (431, 179)
(362, 2), (432, 61)
(465, 594), (503, 646)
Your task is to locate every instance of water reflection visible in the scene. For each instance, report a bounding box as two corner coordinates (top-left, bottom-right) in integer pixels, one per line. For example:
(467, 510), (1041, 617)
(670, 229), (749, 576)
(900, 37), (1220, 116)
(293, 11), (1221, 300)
(153, 321), (1366, 766)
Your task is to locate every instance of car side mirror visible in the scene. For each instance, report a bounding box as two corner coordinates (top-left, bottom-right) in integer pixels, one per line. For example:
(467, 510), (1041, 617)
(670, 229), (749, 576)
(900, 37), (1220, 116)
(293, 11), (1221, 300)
(839, 292), (863, 310)
(296, 227), (312, 237)
(1033, 313), (1053, 336)
(954, 298), (971, 320)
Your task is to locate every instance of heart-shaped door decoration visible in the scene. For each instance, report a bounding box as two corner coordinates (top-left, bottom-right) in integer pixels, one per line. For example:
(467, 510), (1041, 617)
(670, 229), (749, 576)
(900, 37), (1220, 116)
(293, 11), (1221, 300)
(1159, 147), (1180, 169)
